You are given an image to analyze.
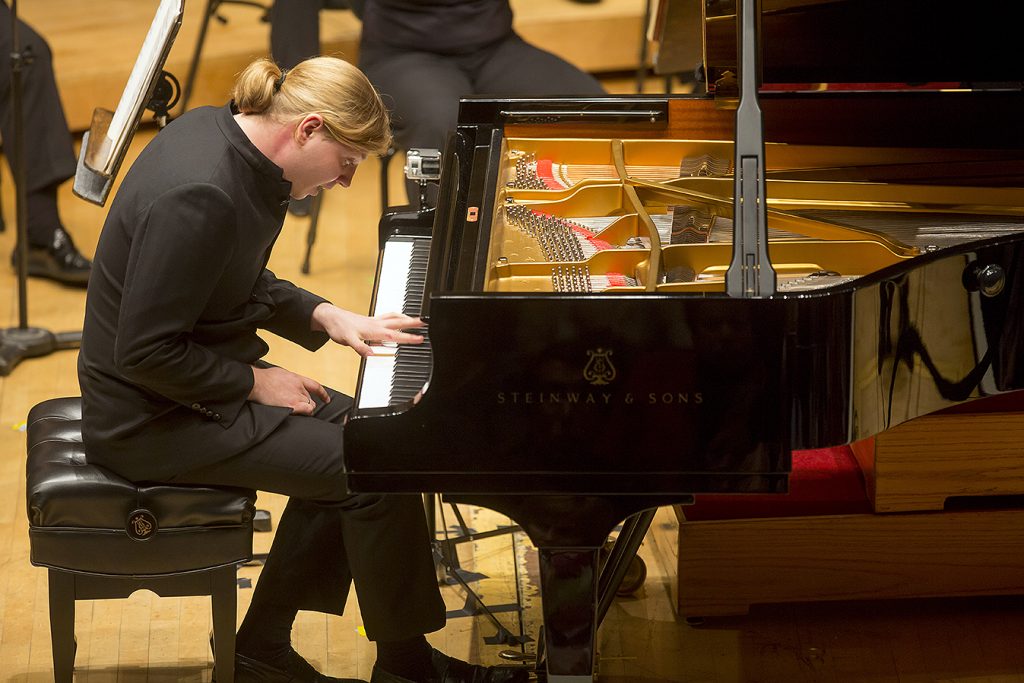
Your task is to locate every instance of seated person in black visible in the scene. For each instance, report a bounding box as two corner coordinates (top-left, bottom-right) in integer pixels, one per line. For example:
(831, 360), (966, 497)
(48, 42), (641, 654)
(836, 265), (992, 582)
(78, 54), (526, 683)
(269, 0), (606, 209)
(0, 2), (91, 286)
(358, 0), (607, 207)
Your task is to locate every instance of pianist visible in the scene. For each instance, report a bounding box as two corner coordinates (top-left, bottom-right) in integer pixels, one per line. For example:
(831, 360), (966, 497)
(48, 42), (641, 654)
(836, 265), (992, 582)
(77, 55), (525, 683)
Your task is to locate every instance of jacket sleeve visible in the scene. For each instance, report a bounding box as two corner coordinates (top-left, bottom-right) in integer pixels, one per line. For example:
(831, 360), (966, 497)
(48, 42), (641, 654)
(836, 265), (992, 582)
(113, 182), (254, 425)
(255, 268), (331, 351)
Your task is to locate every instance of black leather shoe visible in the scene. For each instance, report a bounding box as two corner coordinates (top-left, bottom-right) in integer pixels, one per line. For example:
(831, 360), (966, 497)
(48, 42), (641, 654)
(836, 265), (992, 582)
(369, 648), (530, 683)
(235, 648), (366, 683)
(11, 226), (90, 287)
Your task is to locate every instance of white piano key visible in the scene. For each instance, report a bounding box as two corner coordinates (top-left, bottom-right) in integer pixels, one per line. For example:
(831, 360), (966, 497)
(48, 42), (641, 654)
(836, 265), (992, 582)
(373, 239), (414, 316)
(357, 236), (433, 410)
(357, 349), (397, 409)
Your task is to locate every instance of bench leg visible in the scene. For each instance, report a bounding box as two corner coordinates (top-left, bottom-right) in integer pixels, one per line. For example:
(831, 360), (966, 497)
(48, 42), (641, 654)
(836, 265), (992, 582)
(211, 566), (238, 683)
(47, 569), (76, 683)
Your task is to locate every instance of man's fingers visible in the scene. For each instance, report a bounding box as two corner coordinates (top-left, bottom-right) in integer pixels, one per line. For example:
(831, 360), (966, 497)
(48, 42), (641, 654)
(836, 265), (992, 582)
(291, 397), (315, 415)
(389, 331), (426, 344)
(301, 376), (329, 401)
(378, 312), (425, 329)
(351, 338), (375, 357)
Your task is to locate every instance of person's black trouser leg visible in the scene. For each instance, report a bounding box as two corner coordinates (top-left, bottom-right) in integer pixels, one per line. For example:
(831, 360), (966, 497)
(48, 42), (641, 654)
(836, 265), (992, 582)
(0, 4), (77, 243)
(270, 0), (324, 69)
(168, 389), (446, 643)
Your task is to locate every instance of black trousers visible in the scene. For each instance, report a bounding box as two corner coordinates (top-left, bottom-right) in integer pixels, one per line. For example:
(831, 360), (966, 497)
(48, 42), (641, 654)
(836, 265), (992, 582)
(269, 0), (360, 69)
(270, 0), (322, 70)
(359, 32), (606, 206)
(0, 2), (77, 242)
(165, 388), (447, 642)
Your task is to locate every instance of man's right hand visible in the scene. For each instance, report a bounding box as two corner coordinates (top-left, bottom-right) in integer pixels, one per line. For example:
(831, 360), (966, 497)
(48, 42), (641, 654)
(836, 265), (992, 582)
(249, 365), (330, 415)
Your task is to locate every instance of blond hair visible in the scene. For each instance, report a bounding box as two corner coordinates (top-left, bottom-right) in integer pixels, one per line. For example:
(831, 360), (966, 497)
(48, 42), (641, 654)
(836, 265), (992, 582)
(233, 56), (392, 156)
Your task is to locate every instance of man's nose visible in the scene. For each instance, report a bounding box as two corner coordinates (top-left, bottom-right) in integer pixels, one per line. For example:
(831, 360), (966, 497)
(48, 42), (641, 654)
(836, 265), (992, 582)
(339, 166), (357, 188)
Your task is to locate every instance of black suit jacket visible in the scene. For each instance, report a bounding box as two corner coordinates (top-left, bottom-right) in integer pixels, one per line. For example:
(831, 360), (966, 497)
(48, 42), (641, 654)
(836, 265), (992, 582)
(79, 104), (330, 481)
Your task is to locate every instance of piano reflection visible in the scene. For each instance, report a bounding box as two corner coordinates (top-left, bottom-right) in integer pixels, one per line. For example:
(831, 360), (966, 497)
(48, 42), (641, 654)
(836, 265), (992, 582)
(343, 0), (1024, 679)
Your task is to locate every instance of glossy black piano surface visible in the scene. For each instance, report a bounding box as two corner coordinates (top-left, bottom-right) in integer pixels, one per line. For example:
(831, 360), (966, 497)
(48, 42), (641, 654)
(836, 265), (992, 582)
(341, 92), (1024, 680)
(341, 4), (1024, 679)
(345, 94), (1024, 494)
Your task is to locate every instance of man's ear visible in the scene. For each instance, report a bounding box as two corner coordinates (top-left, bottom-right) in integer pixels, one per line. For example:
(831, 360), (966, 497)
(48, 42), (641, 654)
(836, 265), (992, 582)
(295, 114), (324, 145)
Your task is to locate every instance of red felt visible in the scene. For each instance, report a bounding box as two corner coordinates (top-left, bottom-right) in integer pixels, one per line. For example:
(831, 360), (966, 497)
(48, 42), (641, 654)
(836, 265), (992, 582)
(605, 273), (627, 287)
(571, 225), (596, 238)
(534, 159), (564, 190)
(682, 446), (871, 521)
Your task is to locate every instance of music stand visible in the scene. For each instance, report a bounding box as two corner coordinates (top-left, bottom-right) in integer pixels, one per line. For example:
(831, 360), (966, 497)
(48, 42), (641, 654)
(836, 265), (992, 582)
(75, 0), (185, 206)
(0, 0), (185, 376)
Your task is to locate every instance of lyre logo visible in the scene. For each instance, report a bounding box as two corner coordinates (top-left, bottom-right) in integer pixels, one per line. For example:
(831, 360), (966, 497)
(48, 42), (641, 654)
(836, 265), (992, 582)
(583, 348), (616, 386)
(126, 509), (157, 541)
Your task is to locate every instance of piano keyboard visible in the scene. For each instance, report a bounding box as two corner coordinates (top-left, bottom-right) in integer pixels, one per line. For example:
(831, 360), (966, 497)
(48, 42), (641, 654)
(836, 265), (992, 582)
(356, 236), (432, 410)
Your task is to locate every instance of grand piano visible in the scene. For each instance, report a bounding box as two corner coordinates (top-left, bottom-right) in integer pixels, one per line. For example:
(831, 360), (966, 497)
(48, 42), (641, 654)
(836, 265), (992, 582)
(343, 0), (1024, 680)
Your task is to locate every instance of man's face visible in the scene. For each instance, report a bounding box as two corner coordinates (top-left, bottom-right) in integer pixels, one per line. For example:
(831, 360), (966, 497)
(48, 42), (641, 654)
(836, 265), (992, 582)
(289, 123), (367, 200)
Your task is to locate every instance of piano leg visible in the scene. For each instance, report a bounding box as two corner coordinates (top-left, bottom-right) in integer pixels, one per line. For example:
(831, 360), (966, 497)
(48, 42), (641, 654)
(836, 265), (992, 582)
(446, 495), (687, 681)
(537, 546), (601, 682)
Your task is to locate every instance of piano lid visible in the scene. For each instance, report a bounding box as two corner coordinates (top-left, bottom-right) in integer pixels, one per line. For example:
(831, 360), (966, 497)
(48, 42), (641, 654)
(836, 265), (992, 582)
(652, 0), (1024, 91)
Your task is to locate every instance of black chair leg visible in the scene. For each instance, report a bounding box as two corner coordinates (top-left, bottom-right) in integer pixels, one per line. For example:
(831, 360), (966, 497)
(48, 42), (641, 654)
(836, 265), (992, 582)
(380, 146), (395, 214)
(301, 193), (325, 274)
(180, 0), (220, 114)
(210, 565), (238, 683)
(48, 569), (76, 683)
(181, 0), (273, 114)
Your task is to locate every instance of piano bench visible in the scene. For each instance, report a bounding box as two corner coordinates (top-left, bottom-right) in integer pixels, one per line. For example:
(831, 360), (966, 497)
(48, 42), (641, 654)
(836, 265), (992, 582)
(25, 397), (256, 683)
(675, 444), (1024, 618)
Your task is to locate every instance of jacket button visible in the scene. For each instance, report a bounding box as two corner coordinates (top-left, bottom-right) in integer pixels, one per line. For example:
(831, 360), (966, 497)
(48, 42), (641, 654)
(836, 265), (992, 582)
(214, 413), (221, 421)
(191, 403), (201, 410)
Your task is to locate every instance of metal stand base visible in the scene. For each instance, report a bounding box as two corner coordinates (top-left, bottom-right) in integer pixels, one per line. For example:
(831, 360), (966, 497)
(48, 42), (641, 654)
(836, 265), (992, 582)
(0, 327), (81, 376)
(427, 495), (531, 647)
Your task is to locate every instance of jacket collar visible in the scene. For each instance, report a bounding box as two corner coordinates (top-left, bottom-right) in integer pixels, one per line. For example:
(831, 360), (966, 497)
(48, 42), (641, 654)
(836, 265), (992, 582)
(217, 102), (293, 205)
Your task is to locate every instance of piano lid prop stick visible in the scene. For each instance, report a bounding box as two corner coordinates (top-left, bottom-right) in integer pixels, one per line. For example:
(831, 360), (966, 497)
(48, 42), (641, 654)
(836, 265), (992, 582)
(725, 0), (777, 298)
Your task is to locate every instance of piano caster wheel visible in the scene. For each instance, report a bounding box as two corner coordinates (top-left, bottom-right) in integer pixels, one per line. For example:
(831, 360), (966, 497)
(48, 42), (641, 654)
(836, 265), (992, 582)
(600, 541), (648, 596)
(617, 555), (648, 596)
(685, 616), (706, 627)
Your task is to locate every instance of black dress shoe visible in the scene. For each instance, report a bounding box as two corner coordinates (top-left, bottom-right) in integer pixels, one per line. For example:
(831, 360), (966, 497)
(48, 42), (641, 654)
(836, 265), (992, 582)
(235, 648), (367, 683)
(369, 649), (530, 683)
(11, 226), (90, 287)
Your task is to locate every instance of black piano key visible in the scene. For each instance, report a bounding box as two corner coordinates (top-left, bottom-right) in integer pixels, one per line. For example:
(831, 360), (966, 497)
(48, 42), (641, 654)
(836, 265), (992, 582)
(389, 237), (433, 406)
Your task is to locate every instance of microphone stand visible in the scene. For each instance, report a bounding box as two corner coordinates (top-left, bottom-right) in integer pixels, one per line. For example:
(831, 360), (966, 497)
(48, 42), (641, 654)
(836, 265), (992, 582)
(0, 0), (81, 376)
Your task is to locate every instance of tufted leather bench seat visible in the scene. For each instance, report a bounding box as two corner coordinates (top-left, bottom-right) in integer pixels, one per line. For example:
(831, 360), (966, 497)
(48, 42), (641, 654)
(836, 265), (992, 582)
(26, 397), (256, 682)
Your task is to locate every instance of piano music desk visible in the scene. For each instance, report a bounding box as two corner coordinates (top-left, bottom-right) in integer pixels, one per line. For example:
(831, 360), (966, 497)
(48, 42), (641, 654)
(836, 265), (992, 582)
(675, 401), (1024, 618)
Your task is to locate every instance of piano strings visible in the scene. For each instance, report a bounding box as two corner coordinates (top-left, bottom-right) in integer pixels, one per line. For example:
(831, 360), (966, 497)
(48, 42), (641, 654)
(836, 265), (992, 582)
(492, 138), (1024, 294)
